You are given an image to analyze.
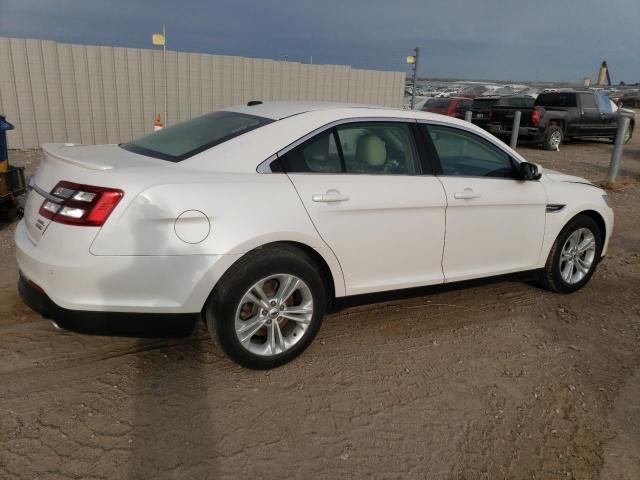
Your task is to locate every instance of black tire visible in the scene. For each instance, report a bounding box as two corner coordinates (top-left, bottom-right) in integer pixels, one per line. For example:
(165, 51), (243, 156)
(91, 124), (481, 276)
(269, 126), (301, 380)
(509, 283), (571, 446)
(204, 244), (327, 369)
(623, 124), (633, 144)
(542, 125), (563, 151)
(539, 214), (603, 293)
(610, 123), (633, 145)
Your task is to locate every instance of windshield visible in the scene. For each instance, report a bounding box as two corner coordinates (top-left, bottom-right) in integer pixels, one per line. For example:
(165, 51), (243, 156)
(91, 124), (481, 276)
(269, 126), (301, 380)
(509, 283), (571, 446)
(121, 111), (273, 161)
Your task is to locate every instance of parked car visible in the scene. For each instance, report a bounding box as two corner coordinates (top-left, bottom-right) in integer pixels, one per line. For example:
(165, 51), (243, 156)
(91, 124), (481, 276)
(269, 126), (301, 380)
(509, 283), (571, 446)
(423, 97), (473, 118)
(17, 102), (614, 369)
(488, 91), (635, 150)
(470, 95), (535, 130)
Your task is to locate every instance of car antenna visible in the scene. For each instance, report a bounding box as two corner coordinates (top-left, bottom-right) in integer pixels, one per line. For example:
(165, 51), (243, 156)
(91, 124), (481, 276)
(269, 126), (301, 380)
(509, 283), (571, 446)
(247, 100), (262, 106)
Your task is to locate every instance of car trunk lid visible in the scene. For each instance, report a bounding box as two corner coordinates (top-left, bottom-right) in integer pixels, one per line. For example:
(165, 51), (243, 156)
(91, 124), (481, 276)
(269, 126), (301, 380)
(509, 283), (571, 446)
(23, 143), (160, 244)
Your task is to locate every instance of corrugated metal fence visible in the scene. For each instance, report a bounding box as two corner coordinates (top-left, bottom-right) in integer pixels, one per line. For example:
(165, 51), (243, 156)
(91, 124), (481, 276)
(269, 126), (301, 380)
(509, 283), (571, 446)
(0, 37), (405, 149)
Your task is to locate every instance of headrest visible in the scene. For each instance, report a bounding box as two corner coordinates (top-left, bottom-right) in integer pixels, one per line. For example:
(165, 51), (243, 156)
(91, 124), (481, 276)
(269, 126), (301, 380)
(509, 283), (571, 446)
(305, 134), (330, 163)
(356, 135), (386, 167)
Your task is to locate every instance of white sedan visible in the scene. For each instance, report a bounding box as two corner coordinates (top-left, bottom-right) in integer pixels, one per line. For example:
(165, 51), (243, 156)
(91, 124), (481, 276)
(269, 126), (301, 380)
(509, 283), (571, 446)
(16, 102), (613, 369)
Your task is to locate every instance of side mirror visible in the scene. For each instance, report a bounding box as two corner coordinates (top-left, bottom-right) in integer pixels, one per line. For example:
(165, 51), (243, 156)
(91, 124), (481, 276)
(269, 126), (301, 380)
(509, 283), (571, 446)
(519, 161), (541, 180)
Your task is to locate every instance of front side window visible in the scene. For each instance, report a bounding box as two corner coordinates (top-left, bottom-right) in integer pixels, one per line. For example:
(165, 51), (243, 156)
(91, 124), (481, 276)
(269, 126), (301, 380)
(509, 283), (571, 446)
(596, 93), (613, 113)
(279, 122), (420, 175)
(425, 125), (516, 178)
(121, 111), (272, 162)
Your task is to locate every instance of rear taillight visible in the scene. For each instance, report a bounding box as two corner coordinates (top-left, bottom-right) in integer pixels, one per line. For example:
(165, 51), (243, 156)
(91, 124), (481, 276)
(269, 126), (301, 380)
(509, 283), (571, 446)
(39, 181), (123, 226)
(531, 109), (542, 126)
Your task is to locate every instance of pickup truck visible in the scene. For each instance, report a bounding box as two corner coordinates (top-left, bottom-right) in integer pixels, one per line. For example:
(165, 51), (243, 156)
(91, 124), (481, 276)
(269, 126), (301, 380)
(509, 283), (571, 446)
(470, 95), (535, 130)
(487, 91), (635, 150)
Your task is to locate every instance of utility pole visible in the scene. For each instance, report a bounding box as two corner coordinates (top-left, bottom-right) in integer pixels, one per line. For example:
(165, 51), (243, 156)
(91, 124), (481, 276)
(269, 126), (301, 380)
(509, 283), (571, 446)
(162, 24), (167, 127)
(152, 25), (168, 127)
(407, 47), (420, 110)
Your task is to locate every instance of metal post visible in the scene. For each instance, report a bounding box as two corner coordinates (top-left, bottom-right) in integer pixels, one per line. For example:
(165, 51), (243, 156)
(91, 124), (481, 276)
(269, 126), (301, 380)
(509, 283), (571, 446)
(162, 24), (168, 127)
(464, 110), (472, 123)
(607, 115), (631, 183)
(510, 110), (521, 149)
(410, 47), (419, 110)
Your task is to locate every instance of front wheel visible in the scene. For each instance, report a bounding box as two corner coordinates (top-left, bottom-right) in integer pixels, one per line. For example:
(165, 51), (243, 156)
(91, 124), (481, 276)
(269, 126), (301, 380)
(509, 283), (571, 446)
(623, 124), (633, 144)
(204, 245), (327, 369)
(611, 124), (633, 144)
(539, 215), (602, 293)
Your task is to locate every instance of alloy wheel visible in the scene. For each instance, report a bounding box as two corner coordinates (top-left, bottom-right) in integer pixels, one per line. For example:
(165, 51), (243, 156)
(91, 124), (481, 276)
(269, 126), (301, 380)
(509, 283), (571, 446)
(234, 274), (314, 356)
(559, 228), (596, 284)
(549, 131), (562, 149)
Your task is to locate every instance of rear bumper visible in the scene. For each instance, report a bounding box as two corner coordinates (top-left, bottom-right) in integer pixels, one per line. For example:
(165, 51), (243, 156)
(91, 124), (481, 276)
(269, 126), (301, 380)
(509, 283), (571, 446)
(15, 219), (241, 314)
(18, 274), (198, 336)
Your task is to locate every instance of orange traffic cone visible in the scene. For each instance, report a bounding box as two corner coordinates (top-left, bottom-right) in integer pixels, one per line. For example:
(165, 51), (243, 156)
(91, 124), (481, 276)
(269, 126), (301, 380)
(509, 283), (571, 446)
(154, 114), (163, 131)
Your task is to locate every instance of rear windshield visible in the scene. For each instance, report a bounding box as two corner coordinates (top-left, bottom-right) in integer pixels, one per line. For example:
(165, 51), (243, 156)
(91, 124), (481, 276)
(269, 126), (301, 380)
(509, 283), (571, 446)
(426, 98), (452, 109)
(534, 93), (577, 108)
(472, 98), (500, 109)
(121, 111), (273, 161)
(506, 96), (535, 107)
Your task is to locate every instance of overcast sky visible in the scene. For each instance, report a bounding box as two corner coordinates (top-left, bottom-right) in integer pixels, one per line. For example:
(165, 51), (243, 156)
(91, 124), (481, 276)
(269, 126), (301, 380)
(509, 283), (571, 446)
(0, 0), (638, 83)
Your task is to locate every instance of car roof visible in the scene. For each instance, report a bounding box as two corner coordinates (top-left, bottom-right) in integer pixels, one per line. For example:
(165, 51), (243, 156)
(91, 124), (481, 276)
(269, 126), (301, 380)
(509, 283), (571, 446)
(184, 101), (529, 173)
(224, 101), (385, 120)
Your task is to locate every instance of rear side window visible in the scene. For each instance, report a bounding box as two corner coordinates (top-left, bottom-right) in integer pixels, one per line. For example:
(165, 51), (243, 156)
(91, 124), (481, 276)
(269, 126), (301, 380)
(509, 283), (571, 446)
(336, 122), (419, 174)
(279, 130), (342, 173)
(279, 122), (420, 175)
(121, 111), (272, 162)
(535, 93), (577, 108)
(580, 93), (597, 109)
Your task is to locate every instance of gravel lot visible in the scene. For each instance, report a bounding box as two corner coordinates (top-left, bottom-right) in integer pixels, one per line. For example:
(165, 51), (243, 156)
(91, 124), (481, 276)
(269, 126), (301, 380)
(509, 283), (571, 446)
(1, 125), (639, 480)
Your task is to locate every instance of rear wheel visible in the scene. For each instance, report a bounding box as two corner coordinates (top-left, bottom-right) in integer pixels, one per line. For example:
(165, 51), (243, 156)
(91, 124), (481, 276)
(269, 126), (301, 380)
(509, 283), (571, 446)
(204, 245), (327, 369)
(539, 215), (602, 293)
(542, 125), (563, 150)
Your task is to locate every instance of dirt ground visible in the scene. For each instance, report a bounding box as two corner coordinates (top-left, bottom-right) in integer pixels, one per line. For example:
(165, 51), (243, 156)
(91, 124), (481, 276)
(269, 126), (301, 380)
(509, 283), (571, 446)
(1, 123), (639, 480)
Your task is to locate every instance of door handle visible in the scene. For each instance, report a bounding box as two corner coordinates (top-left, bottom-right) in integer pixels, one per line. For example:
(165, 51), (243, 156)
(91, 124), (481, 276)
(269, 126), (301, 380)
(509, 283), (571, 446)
(454, 189), (481, 200)
(312, 190), (350, 203)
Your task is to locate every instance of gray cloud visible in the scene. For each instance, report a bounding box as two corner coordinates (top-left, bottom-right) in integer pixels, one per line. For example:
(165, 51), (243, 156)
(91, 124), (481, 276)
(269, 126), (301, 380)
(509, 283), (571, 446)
(0, 0), (638, 82)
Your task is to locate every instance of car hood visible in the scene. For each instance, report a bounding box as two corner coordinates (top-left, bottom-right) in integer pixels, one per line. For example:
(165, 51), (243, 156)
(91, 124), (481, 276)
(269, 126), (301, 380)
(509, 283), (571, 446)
(543, 168), (594, 186)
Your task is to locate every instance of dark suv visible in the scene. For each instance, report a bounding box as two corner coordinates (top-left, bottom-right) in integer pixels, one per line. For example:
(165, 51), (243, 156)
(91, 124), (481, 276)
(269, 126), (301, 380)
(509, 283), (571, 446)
(423, 97), (473, 119)
(470, 95), (535, 130)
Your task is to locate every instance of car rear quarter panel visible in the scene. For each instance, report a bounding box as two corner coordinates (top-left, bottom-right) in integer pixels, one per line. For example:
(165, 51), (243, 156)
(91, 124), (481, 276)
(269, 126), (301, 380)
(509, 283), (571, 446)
(89, 172), (347, 296)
